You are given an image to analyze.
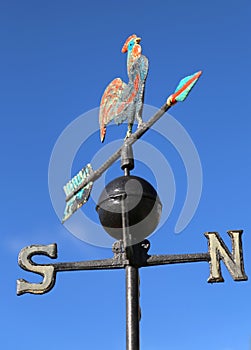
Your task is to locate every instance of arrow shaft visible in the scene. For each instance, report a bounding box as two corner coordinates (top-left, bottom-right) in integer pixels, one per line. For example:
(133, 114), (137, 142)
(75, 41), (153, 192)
(65, 102), (170, 202)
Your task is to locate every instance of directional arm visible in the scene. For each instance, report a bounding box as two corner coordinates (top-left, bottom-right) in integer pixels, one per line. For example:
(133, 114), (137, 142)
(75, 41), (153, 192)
(17, 241), (129, 295)
(146, 252), (210, 266)
(17, 231), (247, 295)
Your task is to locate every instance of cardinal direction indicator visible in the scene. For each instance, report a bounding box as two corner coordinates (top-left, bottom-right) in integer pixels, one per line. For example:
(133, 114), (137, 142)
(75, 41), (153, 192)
(205, 230), (248, 282)
(17, 231), (248, 296)
(17, 243), (57, 295)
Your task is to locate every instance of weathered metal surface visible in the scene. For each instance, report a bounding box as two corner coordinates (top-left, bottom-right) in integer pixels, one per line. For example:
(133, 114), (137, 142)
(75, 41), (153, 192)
(205, 230), (248, 282)
(62, 164), (93, 223)
(96, 175), (162, 242)
(121, 142), (134, 172)
(146, 252), (210, 266)
(17, 231), (248, 295)
(17, 244), (57, 295)
(126, 265), (140, 350)
(17, 241), (128, 295)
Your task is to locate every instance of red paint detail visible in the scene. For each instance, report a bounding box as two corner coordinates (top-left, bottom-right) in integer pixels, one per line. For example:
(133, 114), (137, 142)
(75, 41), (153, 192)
(128, 90), (136, 103)
(125, 75), (139, 104)
(134, 74), (139, 91)
(172, 71), (202, 101)
(117, 102), (125, 114)
(105, 104), (113, 121)
(100, 126), (106, 142)
(170, 95), (177, 105)
(132, 44), (141, 58)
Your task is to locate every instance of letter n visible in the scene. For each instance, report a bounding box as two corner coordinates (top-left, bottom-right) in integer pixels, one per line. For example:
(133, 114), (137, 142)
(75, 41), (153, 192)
(204, 230), (248, 283)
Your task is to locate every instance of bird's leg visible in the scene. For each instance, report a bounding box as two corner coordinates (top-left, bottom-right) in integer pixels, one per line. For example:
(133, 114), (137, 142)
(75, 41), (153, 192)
(136, 113), (144, 129)
(125, 123), (133, 139)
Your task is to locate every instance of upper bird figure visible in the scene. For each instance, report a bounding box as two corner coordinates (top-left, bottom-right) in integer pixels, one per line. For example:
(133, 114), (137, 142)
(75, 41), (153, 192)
(99, 34), (149, 142)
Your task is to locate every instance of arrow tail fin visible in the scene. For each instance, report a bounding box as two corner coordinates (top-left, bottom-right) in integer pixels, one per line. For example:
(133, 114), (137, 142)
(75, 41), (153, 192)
(62, 164), (94, 223)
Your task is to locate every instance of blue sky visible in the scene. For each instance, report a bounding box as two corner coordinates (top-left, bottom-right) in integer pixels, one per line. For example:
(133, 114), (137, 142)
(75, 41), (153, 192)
(1, 0), (251, 349)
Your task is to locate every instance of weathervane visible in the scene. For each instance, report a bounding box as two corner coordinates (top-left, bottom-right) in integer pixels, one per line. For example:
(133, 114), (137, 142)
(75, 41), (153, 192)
(62, 34), (202, 223)
(17, 35), (248, 350)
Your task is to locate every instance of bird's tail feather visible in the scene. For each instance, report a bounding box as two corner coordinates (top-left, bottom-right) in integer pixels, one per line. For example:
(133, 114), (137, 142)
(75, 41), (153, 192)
(100, 125), (106, 142)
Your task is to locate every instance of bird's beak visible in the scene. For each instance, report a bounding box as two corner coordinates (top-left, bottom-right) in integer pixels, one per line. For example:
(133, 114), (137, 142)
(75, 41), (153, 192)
(135, 37), (141, 44)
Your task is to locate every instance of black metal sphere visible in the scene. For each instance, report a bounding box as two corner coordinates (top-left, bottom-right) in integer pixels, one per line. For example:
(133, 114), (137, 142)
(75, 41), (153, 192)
(96, 175), (162, 243)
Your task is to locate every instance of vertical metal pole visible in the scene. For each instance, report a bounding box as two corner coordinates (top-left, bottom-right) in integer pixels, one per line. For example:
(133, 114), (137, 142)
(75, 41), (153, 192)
(126, 265), (140, 350)
(121, 142), (140, 350)
(121, 193), (140, 349)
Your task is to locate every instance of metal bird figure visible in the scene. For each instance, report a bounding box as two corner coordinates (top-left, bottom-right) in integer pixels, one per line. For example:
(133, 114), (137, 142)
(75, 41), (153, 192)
(99, 34), (149, 142)
(62, 30), (202, 222)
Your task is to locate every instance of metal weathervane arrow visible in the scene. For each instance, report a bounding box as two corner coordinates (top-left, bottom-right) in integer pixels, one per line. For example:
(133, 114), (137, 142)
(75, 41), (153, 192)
(62, 34), (202, 223)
